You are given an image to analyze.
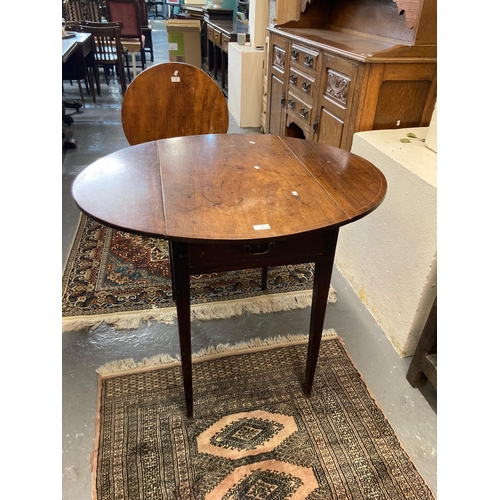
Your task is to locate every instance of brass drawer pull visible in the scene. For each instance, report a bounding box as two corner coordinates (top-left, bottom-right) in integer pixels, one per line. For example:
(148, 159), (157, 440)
(245, 243), (274, 256)
(300, 108), (309, 119)
(302, 81), (311, 92)
(289, 74), (297, 84)
(291, 50), (299, 60)
(304, 55), (314, 67)
(288, 99), (295, 109)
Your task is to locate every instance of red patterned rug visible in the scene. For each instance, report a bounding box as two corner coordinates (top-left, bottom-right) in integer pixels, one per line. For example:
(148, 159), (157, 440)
(62, 215), (336, 332)
(93, 331), (435, 499)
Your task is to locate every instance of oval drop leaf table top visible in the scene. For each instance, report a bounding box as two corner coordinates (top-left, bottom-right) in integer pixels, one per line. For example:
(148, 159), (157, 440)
(72, 134), (387, 244)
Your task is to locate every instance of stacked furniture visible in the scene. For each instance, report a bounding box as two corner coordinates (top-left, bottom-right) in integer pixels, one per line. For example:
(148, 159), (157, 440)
(265, 0), (436, 151)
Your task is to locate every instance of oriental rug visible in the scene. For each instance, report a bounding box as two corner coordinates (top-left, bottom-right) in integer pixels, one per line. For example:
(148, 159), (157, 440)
(62, 215), (336, 332)
(93, 330), (435, 500)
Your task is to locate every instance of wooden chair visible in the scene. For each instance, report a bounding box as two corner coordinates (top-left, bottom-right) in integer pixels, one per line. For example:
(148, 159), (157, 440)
(106, 0), (146, 76)
(64, 0), (84, 21)
(121, 62), (269, 290)
(79, 21), (129, 94)
(64, 0), (101, 21)
(136, 0), (154, 61)
(86, 0), (102, 21)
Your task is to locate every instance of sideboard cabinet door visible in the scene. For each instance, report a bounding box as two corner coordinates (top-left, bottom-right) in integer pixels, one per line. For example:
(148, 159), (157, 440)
(266, 34), (289, 136)
(314, 53), (360, 149)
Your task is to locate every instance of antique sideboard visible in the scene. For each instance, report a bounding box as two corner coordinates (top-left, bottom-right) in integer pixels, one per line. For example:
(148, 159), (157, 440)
(265, 0), (436, 151)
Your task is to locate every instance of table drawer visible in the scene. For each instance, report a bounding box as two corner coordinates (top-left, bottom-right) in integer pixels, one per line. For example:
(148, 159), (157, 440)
(288, 66), (316, 99)
(290, 44), (319, 73)
(221, 33), (230, 52)
(286, 90), (313, 128)
(187, 233), (326, 271)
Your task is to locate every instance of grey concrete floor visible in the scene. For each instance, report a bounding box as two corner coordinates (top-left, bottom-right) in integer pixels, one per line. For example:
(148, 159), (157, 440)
(62, 21), (437, 499)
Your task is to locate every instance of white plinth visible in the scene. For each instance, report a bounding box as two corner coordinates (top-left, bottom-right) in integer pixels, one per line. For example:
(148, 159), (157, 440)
(228, 43), (264, 127)
(249, 0), (267, 48)
(335, 128), (437, 357)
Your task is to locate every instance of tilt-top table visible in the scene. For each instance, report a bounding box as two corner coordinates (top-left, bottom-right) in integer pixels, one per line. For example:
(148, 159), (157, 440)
(72, 134), (387, 417)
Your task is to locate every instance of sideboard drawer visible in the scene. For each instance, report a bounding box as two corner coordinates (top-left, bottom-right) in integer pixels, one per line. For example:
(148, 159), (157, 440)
(221, 33), (230, 52)
(207, 25), (215, 42)
(289, 66), (316, 100)
(290, 44), (319, 73)
(213, 29), (221, 47)
(286, 90), (313, 128)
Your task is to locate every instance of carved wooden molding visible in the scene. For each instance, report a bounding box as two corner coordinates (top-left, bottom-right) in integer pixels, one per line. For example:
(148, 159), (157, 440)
(273, 47), (285, 69)
(392, 0), (419, 29)
(325, 70), (349, 106)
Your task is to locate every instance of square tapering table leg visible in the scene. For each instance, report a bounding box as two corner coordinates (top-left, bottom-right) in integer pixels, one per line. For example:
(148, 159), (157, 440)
(304, 228), (339, 396)
(170, 241), (194, 418)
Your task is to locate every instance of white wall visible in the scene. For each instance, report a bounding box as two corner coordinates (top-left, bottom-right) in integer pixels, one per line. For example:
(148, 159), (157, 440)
(335, 127), (437, 357)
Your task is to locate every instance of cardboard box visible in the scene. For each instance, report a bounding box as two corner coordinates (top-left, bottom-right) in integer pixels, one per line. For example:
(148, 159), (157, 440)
(165, 20), (202, 68)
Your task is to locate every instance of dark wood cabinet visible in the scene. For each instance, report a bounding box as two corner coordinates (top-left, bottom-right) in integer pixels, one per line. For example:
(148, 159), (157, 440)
(265, 0), (437, 151)
(204, 17), (249, 94)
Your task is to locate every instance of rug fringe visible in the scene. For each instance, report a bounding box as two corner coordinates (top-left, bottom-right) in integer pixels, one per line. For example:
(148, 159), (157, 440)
(63, 288), (336, 333)
(62, 307), (178, 333)
(96, 328), (339, 376)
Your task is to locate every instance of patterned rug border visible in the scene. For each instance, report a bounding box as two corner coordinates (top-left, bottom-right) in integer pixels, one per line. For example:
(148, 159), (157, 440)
(93, 329), (436, 499)
(62, 214), (336, 333)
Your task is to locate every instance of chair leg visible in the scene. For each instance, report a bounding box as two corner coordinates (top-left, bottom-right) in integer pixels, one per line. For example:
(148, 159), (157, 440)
(122, 50), (132, 83)
(103, 65), (110, 86)
(83, 74), (90, 95)
(76, 80), (85, 104)
(261, 267), (268, 290)
(117, 63), (127, 95)
(86, 68), (96, 103)
(92, 64), (101, 95)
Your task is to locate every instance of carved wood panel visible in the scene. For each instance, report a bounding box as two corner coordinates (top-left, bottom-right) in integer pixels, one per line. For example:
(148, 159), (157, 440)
(325, 70), (350, 107)
(273, 46), (286, 69)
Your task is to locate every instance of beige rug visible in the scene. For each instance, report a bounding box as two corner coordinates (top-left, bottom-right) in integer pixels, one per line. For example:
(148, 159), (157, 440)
(93, 330), (435, 499)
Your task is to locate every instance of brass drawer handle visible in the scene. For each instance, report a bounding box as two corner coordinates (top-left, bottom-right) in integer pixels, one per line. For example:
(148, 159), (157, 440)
(304, 55), (314, 67)
(302, 81), (311, 92)
(289, 74), (297, 84)
(291, 50), (299, 60)
(300, 108), (309, 119)
(245, 243), (274, 256)
(288, 99), (295, 109)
